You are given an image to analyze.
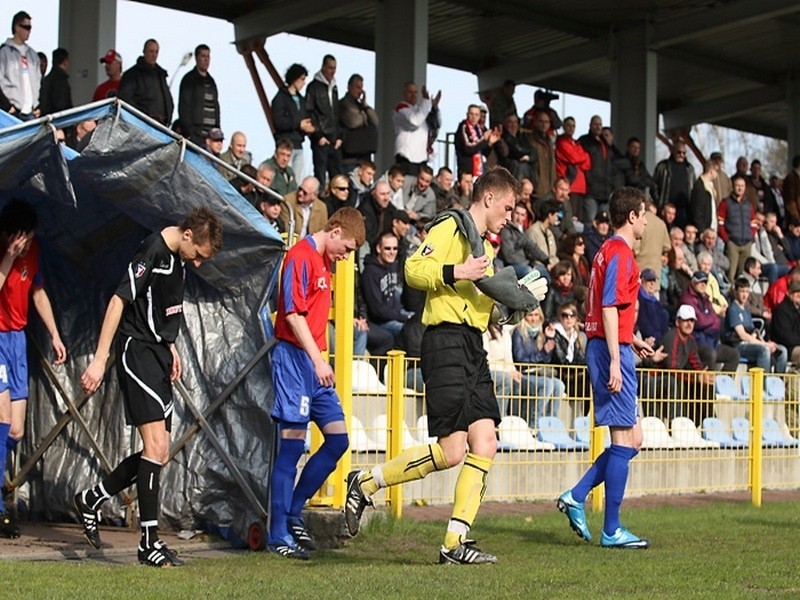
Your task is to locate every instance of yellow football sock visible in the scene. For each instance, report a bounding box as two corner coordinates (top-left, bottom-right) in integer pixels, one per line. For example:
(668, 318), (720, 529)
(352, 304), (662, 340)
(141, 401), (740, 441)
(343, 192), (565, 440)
(443, 452), (492, 550)
(360, 443), (448, 496)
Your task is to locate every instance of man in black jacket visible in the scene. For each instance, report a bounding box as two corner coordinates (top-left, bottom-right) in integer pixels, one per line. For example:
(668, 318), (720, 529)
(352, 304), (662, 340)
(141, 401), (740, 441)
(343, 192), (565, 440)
(305, 54), (342, 187)
(118, 39), (173, 126)
(578, 115), (614, 227)
(39, 47), (71, 115)
(770, 280), (800, 365)
(178, 44), (219, 146)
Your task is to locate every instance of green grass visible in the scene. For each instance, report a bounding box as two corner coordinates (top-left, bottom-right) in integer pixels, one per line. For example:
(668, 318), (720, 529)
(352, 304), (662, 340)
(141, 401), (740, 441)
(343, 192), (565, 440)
(4, 500), (800, 599)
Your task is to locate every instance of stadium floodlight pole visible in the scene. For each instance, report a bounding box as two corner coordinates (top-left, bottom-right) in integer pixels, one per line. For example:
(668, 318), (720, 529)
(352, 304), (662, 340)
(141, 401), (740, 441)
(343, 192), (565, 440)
(168, 51), (193, 89)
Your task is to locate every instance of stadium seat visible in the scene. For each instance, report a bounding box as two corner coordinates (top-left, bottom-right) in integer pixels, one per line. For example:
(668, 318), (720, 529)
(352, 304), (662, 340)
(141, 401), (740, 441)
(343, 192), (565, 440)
(371, 414), (417, 451)
(701, 417), (746, 449)
(715, 374), (748, 402)
(762, 417), (799, 448)
(731, 417), (751, 446)
(497, 416), (555, 451)
(350, 415), (379, 452)
(671, 417), (720, 449)
(352, 360), (387, 393)
(537, 416), (585, 450)
(415, 415), (437, 445)
(640, 416), (676, 449)
(764, 376), (785, 402)
(574, 416), (591, 446)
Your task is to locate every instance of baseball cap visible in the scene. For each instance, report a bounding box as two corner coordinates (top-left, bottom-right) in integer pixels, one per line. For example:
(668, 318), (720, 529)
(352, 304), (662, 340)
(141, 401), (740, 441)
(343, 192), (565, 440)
(789, 280), (800, 293)
(594, 210), (610, 223)
(691, 271), (709, 283)
(100, 49), (122, 64)
(676, 304), (697, 321)
(641, 268), (657, 281)
(207, 128), (224, 141)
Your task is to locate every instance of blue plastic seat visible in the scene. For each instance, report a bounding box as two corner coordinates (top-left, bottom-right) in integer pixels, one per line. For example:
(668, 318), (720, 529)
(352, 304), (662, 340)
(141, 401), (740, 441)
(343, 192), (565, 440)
(574, 416), (590, 446)
(764, 376), (785, 402)
(763, 418), (799, 448)
(537, 416), (584, 450)
(701, 417), (746, 449)
(731, 417), (751, 446)
(715, 374), (748, 401)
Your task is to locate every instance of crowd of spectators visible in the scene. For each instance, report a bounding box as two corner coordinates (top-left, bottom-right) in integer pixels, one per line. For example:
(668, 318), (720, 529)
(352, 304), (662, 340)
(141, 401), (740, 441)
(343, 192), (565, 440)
(6, 11), (800, 428)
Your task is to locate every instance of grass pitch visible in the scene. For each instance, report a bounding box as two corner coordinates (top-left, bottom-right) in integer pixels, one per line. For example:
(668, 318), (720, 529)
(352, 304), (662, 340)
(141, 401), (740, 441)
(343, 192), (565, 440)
(4, 499), (799, 599)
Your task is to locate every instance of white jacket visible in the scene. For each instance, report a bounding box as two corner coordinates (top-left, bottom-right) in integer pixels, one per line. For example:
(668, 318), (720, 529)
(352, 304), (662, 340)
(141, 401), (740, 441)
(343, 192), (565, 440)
(392, 97), (432, 163)
(0, 39), (40, 113)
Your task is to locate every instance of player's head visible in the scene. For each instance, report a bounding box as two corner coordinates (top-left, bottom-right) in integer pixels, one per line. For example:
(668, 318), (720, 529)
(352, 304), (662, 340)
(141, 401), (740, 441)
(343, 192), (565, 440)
(472, 167), (520, 234)
(179, 207), (223, 266)
(323, 207), (366, 261)
(608, 186), (646, 235)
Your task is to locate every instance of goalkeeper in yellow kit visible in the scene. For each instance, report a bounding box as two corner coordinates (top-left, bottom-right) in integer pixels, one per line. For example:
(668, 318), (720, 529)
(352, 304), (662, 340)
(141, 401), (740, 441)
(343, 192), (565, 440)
(344, 167), (547, 564)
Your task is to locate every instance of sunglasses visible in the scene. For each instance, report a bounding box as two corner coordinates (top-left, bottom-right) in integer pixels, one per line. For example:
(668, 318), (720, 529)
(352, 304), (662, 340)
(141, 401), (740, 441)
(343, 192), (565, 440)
(334, 186), (348, 191)
(382, 246), (398, 251)
(560, 312), (575, 318)
(17, 23), (32, 31)
(575, 240), (585, 246)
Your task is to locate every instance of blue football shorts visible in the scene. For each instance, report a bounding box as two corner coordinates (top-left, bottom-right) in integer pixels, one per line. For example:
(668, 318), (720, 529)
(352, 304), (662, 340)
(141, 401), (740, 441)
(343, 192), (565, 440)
(586, 337), (638, 427)
(0, 330), (28, 401)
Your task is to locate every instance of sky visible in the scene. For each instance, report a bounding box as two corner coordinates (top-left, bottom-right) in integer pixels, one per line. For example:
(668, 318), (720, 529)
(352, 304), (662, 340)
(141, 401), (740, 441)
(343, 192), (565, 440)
(1, 0), (612, 174)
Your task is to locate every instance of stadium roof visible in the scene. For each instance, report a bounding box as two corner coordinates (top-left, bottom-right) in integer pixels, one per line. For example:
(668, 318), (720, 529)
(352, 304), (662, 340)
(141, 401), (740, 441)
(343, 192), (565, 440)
(134, 0), (799, 140)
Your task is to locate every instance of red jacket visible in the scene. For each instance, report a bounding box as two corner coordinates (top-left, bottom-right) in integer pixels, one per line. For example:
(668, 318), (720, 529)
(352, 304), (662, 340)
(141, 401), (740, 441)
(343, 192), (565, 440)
(555, 134), (591, 195)
(764, 275), (789, 312)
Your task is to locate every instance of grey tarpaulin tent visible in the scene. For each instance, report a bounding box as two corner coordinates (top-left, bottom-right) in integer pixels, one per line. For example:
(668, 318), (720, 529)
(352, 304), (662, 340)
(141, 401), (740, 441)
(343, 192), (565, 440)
(0, 99), (284, 546)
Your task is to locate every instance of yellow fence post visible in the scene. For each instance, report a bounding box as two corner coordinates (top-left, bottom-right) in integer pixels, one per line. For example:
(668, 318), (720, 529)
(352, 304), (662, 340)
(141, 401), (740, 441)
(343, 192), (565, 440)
(588, 402), (604, 512)
(749, 367), (764, 507)
(386, 349), (405, 519)
(312, 252), (354, 509)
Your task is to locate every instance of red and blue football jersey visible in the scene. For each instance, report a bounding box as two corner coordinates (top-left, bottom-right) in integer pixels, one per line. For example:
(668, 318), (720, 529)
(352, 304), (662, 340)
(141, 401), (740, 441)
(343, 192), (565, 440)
(0, 238), (43, 332)
(275, 236), (332, 351)
(584, 236), (639, 344)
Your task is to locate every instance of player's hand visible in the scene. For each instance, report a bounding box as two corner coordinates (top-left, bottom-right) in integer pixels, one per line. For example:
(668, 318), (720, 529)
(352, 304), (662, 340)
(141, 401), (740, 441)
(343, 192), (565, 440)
(80, 357), (107, 394)
(51, 334), (67, 365)
(169, 344), (182, 381)
(607, 360), (622, 393)
(315, 360), (335, 387)
(455, 254), (489, 281)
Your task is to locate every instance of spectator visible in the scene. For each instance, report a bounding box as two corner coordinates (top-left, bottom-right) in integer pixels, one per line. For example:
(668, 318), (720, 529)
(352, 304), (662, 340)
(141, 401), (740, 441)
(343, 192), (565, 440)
(487, 79), (517, 129)
(784, 155), (800, 224)
(0, 11), (40, 119)
(696, 251), (727, 317)
(637, 268), (670, 346)
(555, 116), (591, 220)
(619, 137), (655, 199)
(764, 265), (800, 313)
(749, 159), (768, 213)
(262, 138), (297, 197)
(348, 158), (375, 200)
(765, 174), (786, 225)
(658, 305), (716, 425)
(93, 49), (122, 102)
(784, 220), (800, 260)
(689, 159), (719, 233)
(455, 170), (473, 209)
(534, 176), (580, 241)
(39, 47), (71, 116)
(400, 165), (437, 221)
(305, 54), (342, 186)
(258, 190), (286, 236)
(709, 151), (732, 208)
(177, 44), (219, 147)
(361, 232), (413, 347)
(634, 200), (671, 292)
(770, 279), (800, 365)
(272, 63), (313, 179)
(454, 104), (501, 177)
(220, 132), (252, 180)
(358, 180), (396, 248)
(602, 126), (626, 190)
(528, 111), (557, 198)
(759, 212), (793, 282)
(499, 201), (549, 278)
(670, 225), (697, 273)
(521, 89), (562, 137)
(739, 257), (770, 322)
(257, 163), (275, 188)
(698, 228), (730, 279)
(384, 164), (406, 211)
(323, 173), (356, 218)
(527, 199), (560, 270)
(551, 301), (589, 404)
(483, 323), (521, 417)
(431, 166), (459, 212)
(577, 115), (613, 227)
(724, 278), (786, 373)
(511, 307), (565, 428)
(653, 141), (695, 227)
(36, 51), (46, 77)
(664, 246), (691, 316)
(678, 271), (740, 371)
(340, 73), (378, 171)
(684, 223), (700, 255)
(204, 127), (224, 158)
(584, 209), (610, 264)
(558, 232), (590, 288)
(393, 81), (439, 175)
(496, 113), (536, 182)
(543, 260), (584, 321)
(718, 174), (755, 282)
(280, 176), (328, 240)
(118, 39), (172, 125)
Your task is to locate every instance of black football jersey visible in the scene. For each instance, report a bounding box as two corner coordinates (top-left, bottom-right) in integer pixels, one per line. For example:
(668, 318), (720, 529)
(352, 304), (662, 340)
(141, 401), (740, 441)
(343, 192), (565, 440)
(116, 233), (185, 344)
